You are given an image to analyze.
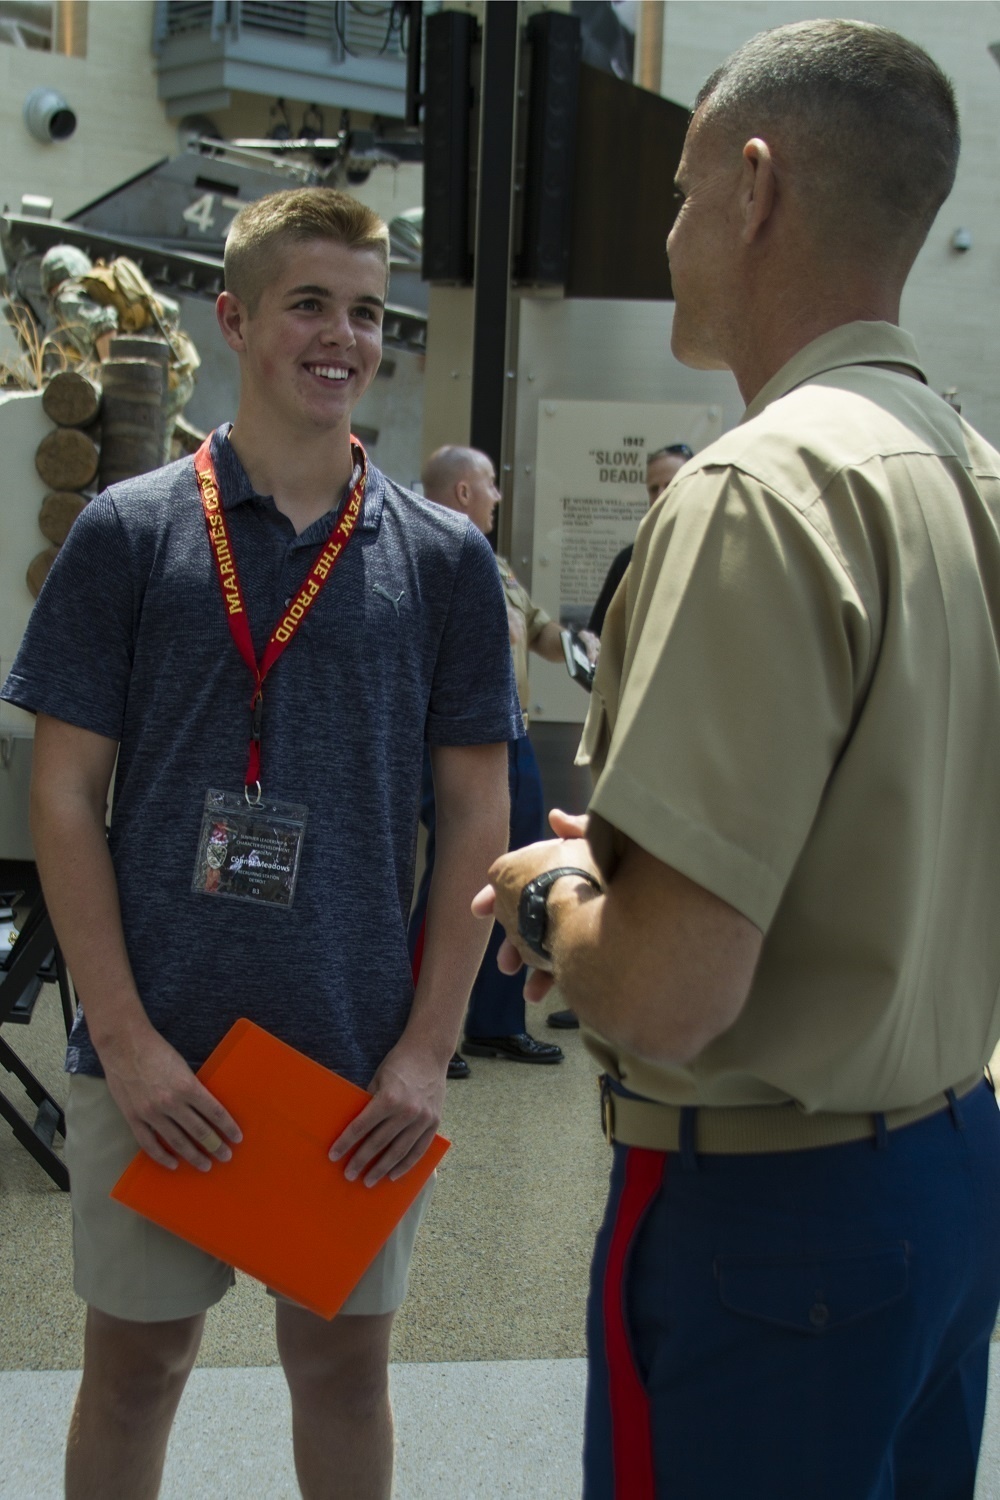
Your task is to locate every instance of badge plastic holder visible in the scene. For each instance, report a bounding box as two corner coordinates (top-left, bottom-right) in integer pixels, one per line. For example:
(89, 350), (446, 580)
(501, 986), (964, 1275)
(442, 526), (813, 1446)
(192, 789), (308, 909)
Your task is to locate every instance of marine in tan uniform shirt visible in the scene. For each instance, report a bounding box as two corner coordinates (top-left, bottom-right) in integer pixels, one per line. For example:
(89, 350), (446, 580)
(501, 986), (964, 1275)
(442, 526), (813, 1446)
(582, 319), (1000, 1115)
(496, 556), (550, 717)
(475, 19), (1000, 1500)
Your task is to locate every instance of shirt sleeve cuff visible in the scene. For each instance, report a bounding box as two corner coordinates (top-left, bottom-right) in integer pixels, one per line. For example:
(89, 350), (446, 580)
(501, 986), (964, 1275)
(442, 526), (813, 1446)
(425, 707), (524, 746)
(589, 762), (782, 931)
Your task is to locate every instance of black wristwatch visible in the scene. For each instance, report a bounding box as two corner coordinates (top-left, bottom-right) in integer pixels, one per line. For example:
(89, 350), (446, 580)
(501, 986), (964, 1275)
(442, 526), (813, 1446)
(517, 866), (602, 962)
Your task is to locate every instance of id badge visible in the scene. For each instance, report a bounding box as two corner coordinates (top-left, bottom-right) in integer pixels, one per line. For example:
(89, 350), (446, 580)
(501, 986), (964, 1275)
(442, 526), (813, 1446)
(192, 789), (307, 909)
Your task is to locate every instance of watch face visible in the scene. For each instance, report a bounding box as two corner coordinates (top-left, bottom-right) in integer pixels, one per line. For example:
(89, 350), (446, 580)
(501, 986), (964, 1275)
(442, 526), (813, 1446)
(517, 867), (599, 963)
(517, 882), (551, 962)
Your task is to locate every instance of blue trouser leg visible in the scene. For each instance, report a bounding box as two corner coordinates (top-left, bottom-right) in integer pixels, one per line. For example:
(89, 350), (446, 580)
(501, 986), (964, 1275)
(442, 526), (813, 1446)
(407, 737), (545, 1037)
(466, 735), (544, 1038)
(584, 1082), (1000, 1500)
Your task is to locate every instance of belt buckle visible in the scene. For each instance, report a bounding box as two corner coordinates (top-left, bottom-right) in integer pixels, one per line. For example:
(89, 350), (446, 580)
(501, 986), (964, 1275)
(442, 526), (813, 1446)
(599, 1075), (615, 1145)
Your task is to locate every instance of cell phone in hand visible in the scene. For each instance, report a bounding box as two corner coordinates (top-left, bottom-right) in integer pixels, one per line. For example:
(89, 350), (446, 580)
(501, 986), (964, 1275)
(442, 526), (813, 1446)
(561, 628), (595, 693)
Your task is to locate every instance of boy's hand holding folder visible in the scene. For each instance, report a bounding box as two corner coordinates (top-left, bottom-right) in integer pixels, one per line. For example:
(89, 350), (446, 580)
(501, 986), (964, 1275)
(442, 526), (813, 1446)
(112, 1019), (450, 1320)
(100, 1021), (243, 1173)
(330, 1039), (447, 1185)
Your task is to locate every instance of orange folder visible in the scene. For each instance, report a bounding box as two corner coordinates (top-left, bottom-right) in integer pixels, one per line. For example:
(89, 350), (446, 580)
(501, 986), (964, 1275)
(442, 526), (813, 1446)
(111, 1018), (449, 1320)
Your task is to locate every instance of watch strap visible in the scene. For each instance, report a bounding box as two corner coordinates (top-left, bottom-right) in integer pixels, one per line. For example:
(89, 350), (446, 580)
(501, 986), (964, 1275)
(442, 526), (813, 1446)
(517, 865), (602, 962)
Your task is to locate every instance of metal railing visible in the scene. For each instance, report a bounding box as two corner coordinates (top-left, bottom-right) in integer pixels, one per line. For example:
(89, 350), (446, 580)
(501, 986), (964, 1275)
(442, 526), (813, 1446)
(154, 0), (404, 59)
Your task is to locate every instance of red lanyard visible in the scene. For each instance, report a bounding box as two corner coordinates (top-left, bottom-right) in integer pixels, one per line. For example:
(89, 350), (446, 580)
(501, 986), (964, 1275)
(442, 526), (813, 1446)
(193, 431), (367, 794)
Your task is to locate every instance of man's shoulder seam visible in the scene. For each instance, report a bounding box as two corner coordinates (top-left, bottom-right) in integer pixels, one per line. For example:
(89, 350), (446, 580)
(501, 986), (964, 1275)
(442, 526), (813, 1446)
(671, 464), (869, 614)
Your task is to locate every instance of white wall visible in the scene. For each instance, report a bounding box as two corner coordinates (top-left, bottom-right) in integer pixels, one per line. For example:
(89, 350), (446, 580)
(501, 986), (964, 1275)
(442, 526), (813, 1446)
(660, 1), (1000, 445)
(0, 390), (54, 737)
(0, 2), (423, 229)
(0, 1), (177, 220)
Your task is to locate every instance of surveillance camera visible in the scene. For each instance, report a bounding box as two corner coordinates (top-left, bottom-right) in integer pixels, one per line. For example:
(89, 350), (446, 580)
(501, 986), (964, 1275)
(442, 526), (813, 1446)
(23, 87), (77, 143)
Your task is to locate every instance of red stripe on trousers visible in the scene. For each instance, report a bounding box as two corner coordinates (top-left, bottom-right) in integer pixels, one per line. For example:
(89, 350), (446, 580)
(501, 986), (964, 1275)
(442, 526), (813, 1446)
(411, 916), (427, 982)
(603, 1146), (664, 1499)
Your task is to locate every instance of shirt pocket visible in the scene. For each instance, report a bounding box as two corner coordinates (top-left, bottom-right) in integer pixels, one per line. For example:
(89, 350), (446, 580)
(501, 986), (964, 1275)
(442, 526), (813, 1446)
(715, 1243), (909, 1336)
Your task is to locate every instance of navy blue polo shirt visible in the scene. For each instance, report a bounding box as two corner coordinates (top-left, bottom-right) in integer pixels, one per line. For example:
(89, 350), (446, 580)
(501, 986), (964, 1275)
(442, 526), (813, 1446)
(4, 427), (521, 1084)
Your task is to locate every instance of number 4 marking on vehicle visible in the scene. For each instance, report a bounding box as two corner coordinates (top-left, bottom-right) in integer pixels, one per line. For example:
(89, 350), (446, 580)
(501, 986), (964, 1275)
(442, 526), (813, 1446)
(183, 192), (216, 234)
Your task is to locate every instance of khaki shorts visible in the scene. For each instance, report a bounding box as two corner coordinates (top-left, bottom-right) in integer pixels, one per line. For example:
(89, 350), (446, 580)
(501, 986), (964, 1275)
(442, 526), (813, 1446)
(65, 1073), (434, 1323)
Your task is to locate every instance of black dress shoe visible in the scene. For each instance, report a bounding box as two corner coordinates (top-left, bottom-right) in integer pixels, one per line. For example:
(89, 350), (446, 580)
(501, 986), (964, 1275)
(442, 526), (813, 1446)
(462, 1033), (564, 1064)
(447, 1051), (471, 1079)
(547, 1008), (580, 1030)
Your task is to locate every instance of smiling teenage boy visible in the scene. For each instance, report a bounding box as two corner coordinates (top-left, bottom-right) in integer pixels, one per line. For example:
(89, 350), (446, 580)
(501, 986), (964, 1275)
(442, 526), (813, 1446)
(3, 190), (518, 1500)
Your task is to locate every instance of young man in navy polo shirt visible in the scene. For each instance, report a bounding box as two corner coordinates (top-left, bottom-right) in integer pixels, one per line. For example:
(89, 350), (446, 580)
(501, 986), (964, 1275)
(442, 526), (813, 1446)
(4, 190), (518, 1499)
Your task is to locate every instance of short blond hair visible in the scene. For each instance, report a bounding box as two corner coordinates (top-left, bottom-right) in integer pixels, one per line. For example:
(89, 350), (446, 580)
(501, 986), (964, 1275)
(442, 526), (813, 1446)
(224, 188), (390, 311)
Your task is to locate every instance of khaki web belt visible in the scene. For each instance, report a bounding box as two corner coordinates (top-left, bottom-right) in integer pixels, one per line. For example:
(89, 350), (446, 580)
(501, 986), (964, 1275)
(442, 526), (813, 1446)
(599, 1071), (986, 1155)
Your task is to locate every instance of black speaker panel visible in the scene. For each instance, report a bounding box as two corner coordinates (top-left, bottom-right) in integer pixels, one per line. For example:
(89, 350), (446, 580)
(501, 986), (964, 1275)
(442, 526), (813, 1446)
(518, 11), (582, 284)
(422, 10), (476, 285)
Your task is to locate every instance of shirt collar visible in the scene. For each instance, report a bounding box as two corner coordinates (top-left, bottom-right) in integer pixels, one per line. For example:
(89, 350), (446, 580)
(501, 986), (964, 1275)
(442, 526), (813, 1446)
(742, 321), (928, 425)
(208, 422), (383, 533)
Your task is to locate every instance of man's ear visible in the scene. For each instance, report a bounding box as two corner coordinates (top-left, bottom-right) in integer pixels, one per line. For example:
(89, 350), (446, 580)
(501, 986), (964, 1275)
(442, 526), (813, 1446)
(454, 479), (471, 510)
(740, 138), (777, 245)
(216, 290), (248, 353)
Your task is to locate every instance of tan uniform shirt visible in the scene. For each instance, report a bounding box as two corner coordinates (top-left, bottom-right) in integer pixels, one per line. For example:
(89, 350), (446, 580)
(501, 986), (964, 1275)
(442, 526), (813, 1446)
(578, 321), (1000, 1112)
(497, 555), (552, 713)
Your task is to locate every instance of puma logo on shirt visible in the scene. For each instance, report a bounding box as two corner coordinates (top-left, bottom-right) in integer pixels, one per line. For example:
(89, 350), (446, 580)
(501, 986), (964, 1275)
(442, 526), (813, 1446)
(372, 583), (405, 615)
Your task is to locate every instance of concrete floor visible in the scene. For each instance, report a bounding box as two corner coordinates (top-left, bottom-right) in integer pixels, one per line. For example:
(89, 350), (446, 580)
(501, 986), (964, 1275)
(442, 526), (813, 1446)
(3, 986), (1000, 1498)
(0, 1362), (588, 1499)
(4, 1354), (1000, 1499)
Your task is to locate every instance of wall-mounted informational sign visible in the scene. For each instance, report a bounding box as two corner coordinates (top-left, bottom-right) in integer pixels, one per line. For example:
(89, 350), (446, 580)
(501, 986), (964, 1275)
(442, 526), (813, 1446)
(529, 398), (724, 722)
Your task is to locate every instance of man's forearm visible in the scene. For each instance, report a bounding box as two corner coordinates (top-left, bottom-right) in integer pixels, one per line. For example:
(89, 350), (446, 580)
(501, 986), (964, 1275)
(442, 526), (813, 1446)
(30, 724), (243, 1170)
(514, 867), (656, 1054)
(405, 811), (508, 1061)
(540, 882), (694, 1059)
(31, 783), (152, 1062)
(403, 748), (509, 1064)
(483, 830), (762, 1066)
(330, 748), (509, 1184)
(533, 621), (568, 663)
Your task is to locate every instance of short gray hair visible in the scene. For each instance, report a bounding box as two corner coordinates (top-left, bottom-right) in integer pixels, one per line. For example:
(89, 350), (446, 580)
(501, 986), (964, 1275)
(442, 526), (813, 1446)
(421, 445), (490, 502)
(695, 20), (959, 258)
